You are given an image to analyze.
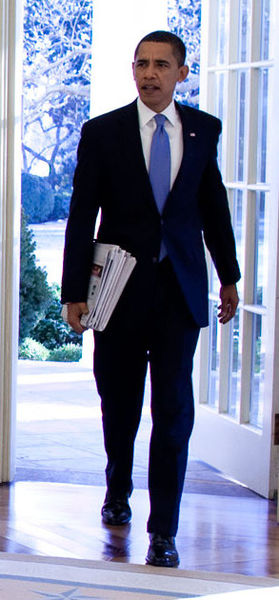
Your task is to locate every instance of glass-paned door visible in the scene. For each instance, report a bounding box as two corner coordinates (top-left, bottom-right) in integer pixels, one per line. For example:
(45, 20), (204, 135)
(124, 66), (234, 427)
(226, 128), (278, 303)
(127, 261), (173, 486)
(191, 0), (279, 499)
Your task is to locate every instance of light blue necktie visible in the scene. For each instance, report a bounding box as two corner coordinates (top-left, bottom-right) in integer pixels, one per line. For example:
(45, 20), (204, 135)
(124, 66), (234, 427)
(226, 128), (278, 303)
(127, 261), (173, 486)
(149, 114), (170, 260)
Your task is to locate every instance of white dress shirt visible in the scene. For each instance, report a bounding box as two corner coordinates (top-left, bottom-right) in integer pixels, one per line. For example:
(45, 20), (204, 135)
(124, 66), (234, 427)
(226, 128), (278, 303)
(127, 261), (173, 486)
(137, 97), (183, 189)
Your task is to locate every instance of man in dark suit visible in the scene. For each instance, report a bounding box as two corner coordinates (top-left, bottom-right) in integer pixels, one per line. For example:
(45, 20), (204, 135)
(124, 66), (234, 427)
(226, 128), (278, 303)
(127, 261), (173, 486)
(61, 30), (240, 568)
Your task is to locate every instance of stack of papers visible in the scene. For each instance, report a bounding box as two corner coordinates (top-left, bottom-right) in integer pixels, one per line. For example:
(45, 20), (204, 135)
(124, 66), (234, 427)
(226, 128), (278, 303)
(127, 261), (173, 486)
(62, 243), (137, 331)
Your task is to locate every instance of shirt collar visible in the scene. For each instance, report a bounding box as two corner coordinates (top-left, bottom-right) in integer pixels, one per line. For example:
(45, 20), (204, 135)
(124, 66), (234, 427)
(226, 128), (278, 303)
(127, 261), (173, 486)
(137, 97), (177, 128)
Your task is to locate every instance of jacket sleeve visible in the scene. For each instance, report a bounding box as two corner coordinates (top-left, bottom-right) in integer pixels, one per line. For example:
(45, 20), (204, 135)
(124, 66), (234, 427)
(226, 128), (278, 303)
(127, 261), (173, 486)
(198, 120), (241, 286)
(61, 121), (101, 303)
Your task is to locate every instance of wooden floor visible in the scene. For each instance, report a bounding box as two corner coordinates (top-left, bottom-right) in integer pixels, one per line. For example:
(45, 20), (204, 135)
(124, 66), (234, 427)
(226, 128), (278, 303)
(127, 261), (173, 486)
(1, 480), (279, 578)
(8, 360), (279, 579)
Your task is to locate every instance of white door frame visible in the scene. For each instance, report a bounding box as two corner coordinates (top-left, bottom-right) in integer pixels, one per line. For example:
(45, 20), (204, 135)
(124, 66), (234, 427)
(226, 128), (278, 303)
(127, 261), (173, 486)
(0, 0), (22, 482)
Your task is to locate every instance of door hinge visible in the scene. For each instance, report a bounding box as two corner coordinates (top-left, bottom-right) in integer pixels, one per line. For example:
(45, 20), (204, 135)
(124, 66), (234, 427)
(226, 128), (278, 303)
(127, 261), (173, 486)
(275, 414), (279, 445)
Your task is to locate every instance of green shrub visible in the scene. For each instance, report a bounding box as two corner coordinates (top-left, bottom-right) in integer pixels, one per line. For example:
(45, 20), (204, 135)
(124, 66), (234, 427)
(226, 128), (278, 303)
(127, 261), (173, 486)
(19, 338), (50, 360)
(19, 209), (52, 343)
(48, 343), (82, 362)
(21, 172), (54, 224)
(50, 191), (71, 220)
(31, 283), (82, 350)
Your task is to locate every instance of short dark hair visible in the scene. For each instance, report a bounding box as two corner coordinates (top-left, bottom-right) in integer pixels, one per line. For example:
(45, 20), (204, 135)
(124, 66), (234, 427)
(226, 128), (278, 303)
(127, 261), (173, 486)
(134, 30), (186, 67)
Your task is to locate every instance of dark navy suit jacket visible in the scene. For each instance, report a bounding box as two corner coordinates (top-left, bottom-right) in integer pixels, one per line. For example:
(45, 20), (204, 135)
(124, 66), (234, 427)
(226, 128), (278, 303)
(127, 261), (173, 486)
(61, 99), (240, 327)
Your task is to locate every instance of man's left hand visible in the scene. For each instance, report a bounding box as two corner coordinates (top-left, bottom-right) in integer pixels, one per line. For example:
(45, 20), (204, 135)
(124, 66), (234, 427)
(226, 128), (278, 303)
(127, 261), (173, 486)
(218, 284), (239, 324)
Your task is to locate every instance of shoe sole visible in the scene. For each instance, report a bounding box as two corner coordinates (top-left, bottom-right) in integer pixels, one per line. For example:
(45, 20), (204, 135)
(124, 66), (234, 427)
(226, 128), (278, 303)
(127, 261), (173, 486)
(102, 515), (131, 526)
(146, 557), (179, 568)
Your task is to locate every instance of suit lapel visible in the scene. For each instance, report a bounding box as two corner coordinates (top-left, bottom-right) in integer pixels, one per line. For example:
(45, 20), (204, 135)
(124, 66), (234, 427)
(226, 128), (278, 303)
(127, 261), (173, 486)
(115, 100), (201, 218)
(162, 102), (202, 216)
(116, 101), (160, 217)
(116, 100), (148, 181)
(173, 102), (198, 183)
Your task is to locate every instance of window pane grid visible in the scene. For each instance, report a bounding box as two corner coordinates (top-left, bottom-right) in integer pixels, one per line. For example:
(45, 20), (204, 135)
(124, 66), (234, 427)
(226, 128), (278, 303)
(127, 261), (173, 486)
(208, 0), (271, 71)
(201, 0), (272, 434)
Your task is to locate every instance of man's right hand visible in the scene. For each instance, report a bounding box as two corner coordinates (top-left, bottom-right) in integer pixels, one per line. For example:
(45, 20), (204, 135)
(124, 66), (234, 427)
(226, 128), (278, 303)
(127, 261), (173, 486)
(67, 302), (89, 334)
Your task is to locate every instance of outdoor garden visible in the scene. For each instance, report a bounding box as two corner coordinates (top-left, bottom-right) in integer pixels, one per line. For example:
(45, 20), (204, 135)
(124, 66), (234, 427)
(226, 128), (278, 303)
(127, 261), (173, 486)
(19, 0), (93, 361)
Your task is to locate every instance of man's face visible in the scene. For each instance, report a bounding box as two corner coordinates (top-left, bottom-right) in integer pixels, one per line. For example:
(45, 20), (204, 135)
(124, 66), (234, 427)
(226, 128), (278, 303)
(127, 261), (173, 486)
(132, 41), (189, 113)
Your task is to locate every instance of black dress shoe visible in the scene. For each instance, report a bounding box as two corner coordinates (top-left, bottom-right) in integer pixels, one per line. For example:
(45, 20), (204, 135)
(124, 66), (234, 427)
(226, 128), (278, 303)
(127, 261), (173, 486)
(146, 533), (179, 567)
(101, 494), (131, 526)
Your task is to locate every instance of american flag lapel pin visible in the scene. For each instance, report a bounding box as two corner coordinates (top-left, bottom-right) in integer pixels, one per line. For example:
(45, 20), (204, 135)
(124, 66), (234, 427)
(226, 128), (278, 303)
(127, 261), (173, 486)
(189, 132), (196, 137)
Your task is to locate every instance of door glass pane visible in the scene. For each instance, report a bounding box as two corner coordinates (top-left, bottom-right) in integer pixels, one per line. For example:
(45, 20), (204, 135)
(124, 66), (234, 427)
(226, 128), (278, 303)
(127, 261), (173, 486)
(257, 68), (269, 184)
(254, 192), (268, 306)
(261, 0), (271, 60)
(235, 71), (247, 182)
(215, 71), (225, 172)
(228, 309), (243, 419)
(250, 314), (265, 428)
(210, 268), (219, 296)
(233, 189), (245, 300)
(215, 0), (227, 65)
(207, 300), (220, 408)
(228, 191), (245, 419)
(238, 0), (251, 62)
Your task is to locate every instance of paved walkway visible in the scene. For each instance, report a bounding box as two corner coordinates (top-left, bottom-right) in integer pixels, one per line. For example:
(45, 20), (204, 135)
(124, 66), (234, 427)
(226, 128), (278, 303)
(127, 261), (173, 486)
(16, 359), (257, 497)
(16, 359), (150, 489)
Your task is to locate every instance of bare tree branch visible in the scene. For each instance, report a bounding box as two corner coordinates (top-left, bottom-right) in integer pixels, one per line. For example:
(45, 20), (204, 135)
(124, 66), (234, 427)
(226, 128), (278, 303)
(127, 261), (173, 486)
(22, 0), (92, 180)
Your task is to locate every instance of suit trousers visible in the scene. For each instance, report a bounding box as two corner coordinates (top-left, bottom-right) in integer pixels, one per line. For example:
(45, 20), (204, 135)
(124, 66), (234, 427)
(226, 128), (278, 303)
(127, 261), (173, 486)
(93, 257), (200, 536)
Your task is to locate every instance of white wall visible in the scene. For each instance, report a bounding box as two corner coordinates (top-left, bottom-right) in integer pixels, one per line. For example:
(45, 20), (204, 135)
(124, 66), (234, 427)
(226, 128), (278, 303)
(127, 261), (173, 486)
(91, 0), (168, 116)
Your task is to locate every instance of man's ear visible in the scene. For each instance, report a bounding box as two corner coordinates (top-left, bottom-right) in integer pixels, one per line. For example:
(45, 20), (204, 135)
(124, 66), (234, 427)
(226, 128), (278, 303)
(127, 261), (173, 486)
(178, 65), (189, 83)
(132, 62), (136, 80)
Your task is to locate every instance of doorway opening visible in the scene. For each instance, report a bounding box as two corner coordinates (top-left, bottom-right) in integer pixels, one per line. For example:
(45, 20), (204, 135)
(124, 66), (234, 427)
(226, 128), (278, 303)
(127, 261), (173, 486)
(17, 0), (96, 481)
(15, 0), (254, 501)
(16, 0), (203, 490)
